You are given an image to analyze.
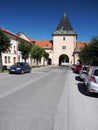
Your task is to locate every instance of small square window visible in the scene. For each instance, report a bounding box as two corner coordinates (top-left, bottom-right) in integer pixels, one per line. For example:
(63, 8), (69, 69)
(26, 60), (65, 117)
(62, 46), (66, 50)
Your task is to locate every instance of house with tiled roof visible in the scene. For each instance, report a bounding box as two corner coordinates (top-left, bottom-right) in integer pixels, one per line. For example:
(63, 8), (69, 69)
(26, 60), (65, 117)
(0, 28), (34, 68)
(35, 40), (53, 64)
(73, 41), (91, 63)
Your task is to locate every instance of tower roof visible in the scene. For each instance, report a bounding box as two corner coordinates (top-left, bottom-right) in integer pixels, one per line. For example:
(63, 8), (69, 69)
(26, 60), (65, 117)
(52, 12), (77, 35)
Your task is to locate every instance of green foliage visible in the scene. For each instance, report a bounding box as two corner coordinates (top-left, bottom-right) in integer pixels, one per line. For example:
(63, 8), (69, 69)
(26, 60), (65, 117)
(30, 45), (46, 64)
(43, 51), (49, 60)
(79, 36), (98, 65)
(0, 30), (11, 71)
(91, 36), (98, 43)
(60, 54), (69, 62)
(18, 40), (31, 62)
(0, 30), (11, 55)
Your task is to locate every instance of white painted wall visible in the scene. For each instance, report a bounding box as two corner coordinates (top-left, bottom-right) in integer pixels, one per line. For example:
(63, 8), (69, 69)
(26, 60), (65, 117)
(53, 35), (76, 66)
(2, 34), (18, 68)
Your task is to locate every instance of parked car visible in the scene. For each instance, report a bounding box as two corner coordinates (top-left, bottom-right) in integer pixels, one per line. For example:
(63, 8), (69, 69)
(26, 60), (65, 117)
(83, 66), (98, 95)
(9, 62), (31, 74)
(79, 65), (90, 80)
(73, 64), (82, 73)
(71, 64), (76, 70)
(61, 62), (69, 67)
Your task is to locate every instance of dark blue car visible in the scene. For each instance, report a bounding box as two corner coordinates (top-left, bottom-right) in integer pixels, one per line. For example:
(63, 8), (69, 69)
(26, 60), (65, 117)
(9, 62), (31, 74)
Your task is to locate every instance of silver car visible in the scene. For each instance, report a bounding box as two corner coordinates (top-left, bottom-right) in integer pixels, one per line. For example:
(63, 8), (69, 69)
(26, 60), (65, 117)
(84, 66), (98, 95)
(79, 65), (90, 80)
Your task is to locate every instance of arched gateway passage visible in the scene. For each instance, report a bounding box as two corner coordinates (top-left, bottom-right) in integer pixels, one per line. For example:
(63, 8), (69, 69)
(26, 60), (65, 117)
(48, 58), (52, 65)
(59, 54), (69, 66)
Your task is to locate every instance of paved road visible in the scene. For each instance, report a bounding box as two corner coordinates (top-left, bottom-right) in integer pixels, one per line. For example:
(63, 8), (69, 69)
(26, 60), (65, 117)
(53, 68), (98, 130)
(0, 66), (98, 130)
(0, 66), (66, 130)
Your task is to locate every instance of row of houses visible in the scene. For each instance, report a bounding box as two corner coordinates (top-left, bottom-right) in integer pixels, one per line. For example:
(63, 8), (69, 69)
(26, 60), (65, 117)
(0, 12), (91, 68)
(0, 27), (54, 68)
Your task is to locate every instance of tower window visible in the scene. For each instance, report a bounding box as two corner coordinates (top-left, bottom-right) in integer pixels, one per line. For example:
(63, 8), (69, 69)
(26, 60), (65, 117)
(62, 46), (66, 50)
(63, 37), (65, 41)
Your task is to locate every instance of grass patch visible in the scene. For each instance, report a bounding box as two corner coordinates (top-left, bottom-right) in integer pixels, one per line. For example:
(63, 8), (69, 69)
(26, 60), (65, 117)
(0, 69), (8, 73)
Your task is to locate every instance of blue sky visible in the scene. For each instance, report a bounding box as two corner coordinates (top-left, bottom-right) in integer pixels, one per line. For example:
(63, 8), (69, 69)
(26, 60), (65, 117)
(0, 0), (98, 41)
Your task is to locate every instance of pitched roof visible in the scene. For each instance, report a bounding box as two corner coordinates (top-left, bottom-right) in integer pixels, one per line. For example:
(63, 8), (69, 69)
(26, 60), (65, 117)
(52, 12), (77, 35)
(77, 42), (91, 50)
(0, 27), (18, 38)
(0, 27), (33, 44)
(35, 40), (53, 49)
(17, 32), (34, 43)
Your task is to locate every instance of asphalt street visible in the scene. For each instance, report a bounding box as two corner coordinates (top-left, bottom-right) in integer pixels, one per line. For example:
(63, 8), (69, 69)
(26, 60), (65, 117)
(0, 66), (98, 130)
(0, 66), (66, 130)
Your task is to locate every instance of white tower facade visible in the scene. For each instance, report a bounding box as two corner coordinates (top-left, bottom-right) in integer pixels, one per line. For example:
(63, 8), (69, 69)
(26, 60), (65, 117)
(52, 13), (77, 66)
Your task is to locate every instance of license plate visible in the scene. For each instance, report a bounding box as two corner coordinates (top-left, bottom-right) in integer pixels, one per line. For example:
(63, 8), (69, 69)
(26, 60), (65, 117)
(11, 70), (15, 72)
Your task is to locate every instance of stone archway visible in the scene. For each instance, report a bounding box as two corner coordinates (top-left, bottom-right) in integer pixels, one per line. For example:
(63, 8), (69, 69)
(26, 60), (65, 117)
(59, 54), (69, 66)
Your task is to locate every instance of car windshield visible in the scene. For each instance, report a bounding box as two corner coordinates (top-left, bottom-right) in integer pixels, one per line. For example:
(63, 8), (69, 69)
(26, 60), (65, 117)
(94, 69), (98, 76)
(15, 63), (24, 66)
(83, 67), (89, 70)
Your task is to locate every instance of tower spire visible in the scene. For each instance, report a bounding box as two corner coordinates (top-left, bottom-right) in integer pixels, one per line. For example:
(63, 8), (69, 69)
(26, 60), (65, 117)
(64, 8), (66, 18)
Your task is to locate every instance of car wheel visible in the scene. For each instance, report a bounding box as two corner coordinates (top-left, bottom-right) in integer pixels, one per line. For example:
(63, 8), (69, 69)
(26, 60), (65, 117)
(21, 70), (24, 74)
(29, 69), (31, 73)
(9, 71), (11, 74)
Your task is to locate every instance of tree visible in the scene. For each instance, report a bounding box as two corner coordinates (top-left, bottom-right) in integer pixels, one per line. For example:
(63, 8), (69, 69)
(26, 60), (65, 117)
(79, 36), (98, 65)
(30, 45), (45, 65)
(0, 30), (11, 71)
(43, 51), (49, 65)
(43, 51), (49, 60)
(18, 40), (31, 62)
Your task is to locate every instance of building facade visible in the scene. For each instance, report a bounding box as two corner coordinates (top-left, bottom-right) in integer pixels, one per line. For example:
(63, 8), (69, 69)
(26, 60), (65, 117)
(0, 28), (33, 69)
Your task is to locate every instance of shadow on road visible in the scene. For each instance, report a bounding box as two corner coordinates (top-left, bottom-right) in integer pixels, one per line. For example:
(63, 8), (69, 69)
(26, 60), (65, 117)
(75, 75), (83, 82)
(75, 76), (98, 98)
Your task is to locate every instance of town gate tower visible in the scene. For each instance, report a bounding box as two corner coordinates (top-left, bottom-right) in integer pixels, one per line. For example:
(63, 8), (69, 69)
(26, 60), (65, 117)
(52, 12), (77, 66)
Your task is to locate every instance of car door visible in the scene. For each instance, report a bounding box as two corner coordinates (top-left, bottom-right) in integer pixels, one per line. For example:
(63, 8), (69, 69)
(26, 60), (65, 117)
(85, 68), (92, 86)
(25, 63), (30, 72)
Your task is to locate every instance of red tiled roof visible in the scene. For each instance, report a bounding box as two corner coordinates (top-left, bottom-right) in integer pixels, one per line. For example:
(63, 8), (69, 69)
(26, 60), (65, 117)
(0, 28), (34, 44)
(29, 38), (35, 43)
(0, 27), (19, 38)
(35, 40), (53, 48)
(77, 42), (91, 50)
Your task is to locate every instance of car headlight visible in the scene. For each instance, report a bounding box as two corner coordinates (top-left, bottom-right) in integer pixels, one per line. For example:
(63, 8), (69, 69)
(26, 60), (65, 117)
(16, 68), (21, 70)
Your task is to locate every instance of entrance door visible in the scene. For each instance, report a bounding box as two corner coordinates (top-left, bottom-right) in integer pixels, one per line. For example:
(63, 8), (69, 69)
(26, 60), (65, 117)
(13, 57), (16, 64)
